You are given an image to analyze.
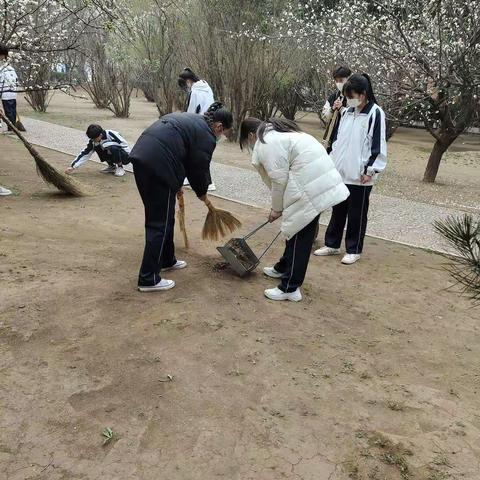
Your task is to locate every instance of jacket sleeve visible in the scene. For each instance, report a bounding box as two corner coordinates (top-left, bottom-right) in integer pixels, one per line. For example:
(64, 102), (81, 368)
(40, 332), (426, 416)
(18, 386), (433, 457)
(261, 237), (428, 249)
(185, 146), (214, 197)
(254, 139), (289, 212)
(71, 141), (94, 169)
(365, 108), (387, 174)
(321, 100), (332, 123)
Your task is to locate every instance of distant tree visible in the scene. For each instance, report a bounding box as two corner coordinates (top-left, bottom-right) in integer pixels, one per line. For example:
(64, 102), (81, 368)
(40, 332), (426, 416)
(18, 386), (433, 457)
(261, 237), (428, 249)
(243, 0), (480, 182)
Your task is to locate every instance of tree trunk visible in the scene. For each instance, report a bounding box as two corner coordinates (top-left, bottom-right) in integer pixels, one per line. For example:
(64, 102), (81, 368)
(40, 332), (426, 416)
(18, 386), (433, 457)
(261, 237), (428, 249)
(423, 135), (457, 183)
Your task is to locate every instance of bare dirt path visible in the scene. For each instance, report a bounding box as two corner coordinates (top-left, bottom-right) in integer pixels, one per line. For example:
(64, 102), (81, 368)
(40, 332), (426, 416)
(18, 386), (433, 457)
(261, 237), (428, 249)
(1, 138), (479, 480)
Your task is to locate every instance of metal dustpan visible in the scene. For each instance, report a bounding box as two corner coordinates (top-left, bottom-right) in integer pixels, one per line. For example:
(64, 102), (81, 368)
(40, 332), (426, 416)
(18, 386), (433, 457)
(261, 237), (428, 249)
(217, 221), (281, 277)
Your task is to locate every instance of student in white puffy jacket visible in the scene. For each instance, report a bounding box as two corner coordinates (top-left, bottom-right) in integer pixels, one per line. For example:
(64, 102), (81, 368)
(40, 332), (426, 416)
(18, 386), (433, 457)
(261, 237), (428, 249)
(315, 74), (387, 265)
(240, 117), (349, 302)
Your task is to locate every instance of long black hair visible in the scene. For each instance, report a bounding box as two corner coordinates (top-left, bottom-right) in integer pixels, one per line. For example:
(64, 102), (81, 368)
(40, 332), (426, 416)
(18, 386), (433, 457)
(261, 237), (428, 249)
(204, 102), (233, 131)
(343, 73), (378, 104)
(239, 117), (301, 150)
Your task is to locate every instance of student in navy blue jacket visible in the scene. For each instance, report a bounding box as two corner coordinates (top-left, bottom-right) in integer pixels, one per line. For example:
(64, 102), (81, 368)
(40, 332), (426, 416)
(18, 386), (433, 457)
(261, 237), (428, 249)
(129, 102), (233, 292)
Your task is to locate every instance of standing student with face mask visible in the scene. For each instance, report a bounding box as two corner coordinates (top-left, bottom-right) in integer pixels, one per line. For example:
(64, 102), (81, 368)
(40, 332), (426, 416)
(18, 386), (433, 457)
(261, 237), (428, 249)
(321, 66), (352, 153)
(129, 102), (233, 292)
(315, 74), (387, 265)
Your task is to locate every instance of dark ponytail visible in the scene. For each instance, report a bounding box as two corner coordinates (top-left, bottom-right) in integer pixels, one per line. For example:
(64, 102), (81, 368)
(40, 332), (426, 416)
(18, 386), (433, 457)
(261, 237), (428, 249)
(344, 73), (378, 104)
(203, 102), (233, 131)
(178, 67), (200, 83)
(239, 117), (301, 149)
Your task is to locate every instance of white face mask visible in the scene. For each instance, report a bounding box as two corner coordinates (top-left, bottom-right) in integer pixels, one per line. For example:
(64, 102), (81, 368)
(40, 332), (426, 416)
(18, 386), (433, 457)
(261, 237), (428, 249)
(336, 82), (344, 92)
(347, 97), (361, 108)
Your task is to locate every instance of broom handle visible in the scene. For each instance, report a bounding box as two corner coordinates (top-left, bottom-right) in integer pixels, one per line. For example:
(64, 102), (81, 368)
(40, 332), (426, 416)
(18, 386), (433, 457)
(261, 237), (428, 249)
(177, 191), (189, 249)
(0, 110), (41, 159)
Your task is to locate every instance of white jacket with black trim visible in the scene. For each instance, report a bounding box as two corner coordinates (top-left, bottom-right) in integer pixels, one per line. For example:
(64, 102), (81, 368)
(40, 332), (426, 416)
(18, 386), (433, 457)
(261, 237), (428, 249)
(0, 62), (18, 101)
(330, 102), (387, 186)
(252, 130), (349, 239)
(186, 80), (214, 115)
(70, 130), (131, 169)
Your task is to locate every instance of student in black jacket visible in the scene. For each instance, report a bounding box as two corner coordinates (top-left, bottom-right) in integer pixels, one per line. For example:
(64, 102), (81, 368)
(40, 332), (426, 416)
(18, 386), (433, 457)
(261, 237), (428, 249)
(129, 102), (233, 292)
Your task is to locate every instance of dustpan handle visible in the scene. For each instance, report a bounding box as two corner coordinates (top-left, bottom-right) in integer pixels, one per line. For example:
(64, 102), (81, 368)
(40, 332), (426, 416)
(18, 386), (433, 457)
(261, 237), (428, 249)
(257, 231), (282, 261)
(243, 221), (270, 240)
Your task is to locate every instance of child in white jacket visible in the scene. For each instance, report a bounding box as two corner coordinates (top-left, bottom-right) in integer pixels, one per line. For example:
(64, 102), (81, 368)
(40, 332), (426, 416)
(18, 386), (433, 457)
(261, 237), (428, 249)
(0, 44), (18, 133)
(240, 117), (349, 302)
(315, 74), (387, 264)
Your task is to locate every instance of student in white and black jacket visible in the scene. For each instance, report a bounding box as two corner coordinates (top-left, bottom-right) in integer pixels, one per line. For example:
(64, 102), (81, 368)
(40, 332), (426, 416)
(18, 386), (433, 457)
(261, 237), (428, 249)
(315, 74), (387, 265)
(65, 124), (131, 177)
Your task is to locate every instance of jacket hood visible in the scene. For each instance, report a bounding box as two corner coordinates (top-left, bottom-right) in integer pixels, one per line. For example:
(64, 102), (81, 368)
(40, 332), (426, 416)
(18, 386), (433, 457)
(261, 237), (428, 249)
(192, 80), (212, 93)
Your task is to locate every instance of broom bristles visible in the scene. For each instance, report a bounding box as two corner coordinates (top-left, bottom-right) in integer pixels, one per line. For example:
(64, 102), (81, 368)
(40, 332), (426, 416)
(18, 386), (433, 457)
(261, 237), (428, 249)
(35, 155), (84, 197)
(16, 120), (26, 132)
(202, 202), (242, 241)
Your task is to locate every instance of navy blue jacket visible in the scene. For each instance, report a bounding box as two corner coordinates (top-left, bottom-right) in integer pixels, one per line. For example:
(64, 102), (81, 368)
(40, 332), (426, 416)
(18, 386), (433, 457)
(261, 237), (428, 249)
(129, 112), (216, 197)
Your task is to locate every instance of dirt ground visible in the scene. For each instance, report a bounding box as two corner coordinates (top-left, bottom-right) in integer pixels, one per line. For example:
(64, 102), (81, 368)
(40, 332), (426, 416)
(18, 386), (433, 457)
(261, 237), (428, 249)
(1, 137), (480, 480)
(18, 91), (480, 213)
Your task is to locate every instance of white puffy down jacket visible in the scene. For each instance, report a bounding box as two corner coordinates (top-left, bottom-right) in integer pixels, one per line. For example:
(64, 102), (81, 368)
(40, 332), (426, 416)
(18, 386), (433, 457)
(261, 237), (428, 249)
(252, 129), (350, 239)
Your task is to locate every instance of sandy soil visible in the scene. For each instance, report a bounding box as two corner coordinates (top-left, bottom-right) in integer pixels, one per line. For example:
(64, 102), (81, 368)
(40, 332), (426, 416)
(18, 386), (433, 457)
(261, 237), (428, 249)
(1, 137), (479, 480)
(17, 91), (480, 212)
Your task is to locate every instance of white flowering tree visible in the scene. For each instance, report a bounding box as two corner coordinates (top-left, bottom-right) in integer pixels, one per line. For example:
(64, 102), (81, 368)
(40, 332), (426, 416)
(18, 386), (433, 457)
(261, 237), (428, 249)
(0, 0), (119, 111)
(241, 0), (480, 183)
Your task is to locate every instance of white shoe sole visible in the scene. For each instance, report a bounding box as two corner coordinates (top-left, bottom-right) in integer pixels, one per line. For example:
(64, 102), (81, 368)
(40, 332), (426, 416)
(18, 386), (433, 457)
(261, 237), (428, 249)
(341, 258), (361, 265)
(138, 281), (176, 292)
(313, 249), (340, 256)
(264, 291), (302, 302)
(114, 172), (125, 177)
(161, 262), (187, 272)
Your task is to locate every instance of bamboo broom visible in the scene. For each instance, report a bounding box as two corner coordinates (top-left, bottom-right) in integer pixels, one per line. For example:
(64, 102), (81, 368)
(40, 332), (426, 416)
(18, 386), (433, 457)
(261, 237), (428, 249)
(202, 198), (242, 241)
(322, 95), (343, 149)
(0, 110), (84, 196)
(177, 189), (189, 249)
(15, 112), (26, 132)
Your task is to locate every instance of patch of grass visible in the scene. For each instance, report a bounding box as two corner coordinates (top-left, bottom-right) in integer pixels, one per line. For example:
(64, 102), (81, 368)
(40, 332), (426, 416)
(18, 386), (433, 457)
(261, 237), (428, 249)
(102, 427), (115, 446)
(342, 361), (355, 374)
(368, 432), (413, 479)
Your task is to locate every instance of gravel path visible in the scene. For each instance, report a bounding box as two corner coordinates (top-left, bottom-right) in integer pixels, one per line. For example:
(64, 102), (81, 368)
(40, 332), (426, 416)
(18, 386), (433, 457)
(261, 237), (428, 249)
(17, 116), (462, 254)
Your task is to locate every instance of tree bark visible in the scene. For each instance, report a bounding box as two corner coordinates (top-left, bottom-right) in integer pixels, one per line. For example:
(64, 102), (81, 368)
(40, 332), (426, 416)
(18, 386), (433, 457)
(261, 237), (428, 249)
(423, 134), (457, 183)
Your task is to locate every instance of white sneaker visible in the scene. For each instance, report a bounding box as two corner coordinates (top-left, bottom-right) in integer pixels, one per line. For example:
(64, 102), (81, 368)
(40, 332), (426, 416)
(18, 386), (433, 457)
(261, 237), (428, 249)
(263, 266), (283, 279)
(114, 166), (126, 177)
(0, 186), (12, 196)
(138, 279), (175, 292)
(314, 246), (340, 256)
(100, 165), (116, 174)
(207, 183), (216, 192)
(264, 287), (302, 302)
(161, 260), (187, 272)
(341, 253), (361, 265)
